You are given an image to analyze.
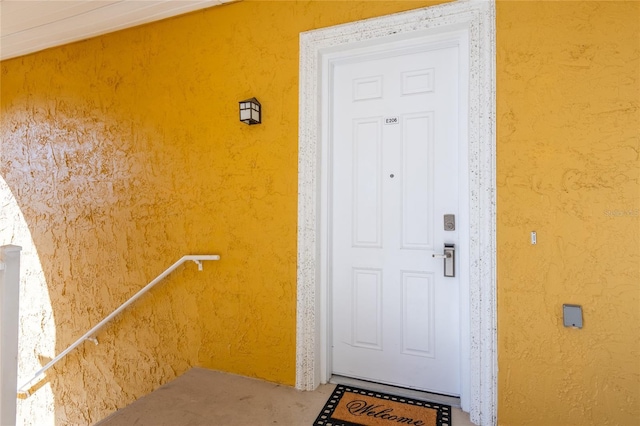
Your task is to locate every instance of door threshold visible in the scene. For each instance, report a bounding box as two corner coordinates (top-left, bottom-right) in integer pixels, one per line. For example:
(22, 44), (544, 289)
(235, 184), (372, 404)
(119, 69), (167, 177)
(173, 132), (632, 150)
(329, 375), (461, 408)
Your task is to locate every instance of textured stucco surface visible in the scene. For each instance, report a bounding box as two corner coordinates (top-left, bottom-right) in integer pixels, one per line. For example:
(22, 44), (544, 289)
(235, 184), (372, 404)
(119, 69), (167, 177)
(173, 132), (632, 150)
(496, 1), (639, 425)
(0, 1), (443, 424)
(1, 0), (638, 425)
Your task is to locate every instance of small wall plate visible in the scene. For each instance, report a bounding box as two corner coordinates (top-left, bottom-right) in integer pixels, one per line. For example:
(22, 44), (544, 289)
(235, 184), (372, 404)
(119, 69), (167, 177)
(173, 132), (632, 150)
(563, 304), (583, 328)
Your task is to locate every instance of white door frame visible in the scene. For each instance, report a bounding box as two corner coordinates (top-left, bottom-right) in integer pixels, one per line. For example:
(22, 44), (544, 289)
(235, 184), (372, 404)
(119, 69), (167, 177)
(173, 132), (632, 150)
(295, 1), (496, 425)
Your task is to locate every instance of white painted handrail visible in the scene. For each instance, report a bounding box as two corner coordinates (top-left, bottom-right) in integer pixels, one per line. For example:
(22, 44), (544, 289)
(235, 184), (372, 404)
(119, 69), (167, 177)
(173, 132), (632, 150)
(17, 254), (220, 397)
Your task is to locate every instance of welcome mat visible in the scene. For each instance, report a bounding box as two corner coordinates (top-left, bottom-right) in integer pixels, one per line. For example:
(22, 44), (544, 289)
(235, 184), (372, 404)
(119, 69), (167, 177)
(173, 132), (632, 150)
(313, 385), (451, 426)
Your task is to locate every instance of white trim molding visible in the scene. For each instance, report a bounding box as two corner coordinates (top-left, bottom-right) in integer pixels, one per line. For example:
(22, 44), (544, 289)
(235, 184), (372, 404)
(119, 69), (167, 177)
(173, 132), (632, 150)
(296, 1), (496, 425)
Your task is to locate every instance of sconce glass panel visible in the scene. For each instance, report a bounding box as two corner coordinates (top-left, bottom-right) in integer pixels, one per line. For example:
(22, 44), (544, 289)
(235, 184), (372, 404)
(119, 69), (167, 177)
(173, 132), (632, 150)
(239, 97), (261, 125)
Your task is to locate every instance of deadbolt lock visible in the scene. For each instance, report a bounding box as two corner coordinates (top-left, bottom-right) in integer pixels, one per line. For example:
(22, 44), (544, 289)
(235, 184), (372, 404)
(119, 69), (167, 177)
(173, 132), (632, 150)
(444, 214), (455, 231)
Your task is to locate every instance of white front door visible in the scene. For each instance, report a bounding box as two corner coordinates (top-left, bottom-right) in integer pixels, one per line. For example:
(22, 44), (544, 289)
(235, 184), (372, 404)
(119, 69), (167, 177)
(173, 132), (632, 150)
(330, 43), (462, 396)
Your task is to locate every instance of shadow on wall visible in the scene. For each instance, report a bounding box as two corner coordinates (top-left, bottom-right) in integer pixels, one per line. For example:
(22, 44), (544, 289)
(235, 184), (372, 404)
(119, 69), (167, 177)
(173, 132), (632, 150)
(0, 175), (56, 425)
(0, 79), (215, 424)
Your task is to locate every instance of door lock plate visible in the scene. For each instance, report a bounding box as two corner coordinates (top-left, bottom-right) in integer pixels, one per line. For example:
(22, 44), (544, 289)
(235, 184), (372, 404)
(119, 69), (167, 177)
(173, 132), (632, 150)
(432, 243), (455, 277)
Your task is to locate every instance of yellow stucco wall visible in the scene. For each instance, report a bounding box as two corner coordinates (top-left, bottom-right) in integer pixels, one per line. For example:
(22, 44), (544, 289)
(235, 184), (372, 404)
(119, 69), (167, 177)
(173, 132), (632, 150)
(0, 1), (446, 424)
(497, 1), (639, 425)
(1, 0), (638, 424)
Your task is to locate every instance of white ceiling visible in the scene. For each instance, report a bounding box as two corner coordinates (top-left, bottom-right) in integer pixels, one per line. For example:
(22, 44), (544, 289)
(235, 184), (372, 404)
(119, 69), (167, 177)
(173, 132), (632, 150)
(0, 0), (234, 61)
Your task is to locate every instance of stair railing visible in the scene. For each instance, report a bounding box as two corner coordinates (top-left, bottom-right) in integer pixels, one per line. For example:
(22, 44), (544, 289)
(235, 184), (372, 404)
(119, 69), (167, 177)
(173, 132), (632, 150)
(17, 254), (220, 398)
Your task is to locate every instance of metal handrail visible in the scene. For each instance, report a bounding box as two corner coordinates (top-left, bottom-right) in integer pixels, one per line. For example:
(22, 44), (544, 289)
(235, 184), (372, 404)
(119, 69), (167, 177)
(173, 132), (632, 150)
(17, 254), (220, 397)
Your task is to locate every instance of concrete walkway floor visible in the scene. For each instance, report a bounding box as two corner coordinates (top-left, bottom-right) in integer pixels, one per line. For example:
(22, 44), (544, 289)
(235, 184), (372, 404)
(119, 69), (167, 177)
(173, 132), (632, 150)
(96, 367), (475, 426)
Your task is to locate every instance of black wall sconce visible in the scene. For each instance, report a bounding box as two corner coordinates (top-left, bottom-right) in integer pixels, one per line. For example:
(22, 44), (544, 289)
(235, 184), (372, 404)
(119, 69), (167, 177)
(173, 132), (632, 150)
(239, 97), (261, 125)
